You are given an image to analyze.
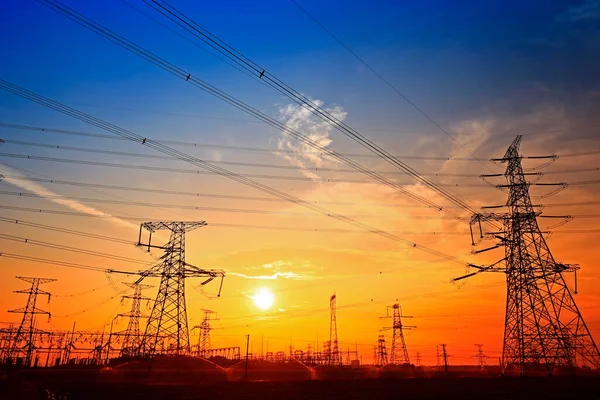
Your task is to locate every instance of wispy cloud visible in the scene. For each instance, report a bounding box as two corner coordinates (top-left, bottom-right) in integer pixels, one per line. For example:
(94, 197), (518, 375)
(559, 0), (600, 21)
(0, 165), (138, 230)
(227, 271), (313, 280)
(276, 99), (347, 179)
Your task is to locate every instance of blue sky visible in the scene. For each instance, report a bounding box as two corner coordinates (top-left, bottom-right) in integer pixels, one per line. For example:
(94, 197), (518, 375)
(2, 0), (599, 142)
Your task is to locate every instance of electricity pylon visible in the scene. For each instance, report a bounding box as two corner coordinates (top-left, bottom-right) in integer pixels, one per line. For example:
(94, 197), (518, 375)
(454, 136), (600, 375)
(380, 304), (414, 365)
(192, 309), (217, 357)
(376, 334), (388, 367)
(118, 282), (152, 357)
(328, 293), (341, 365)
(474, 344), (487, 370)
(136, 222), (225, 356)
(7, 276), (56, 366)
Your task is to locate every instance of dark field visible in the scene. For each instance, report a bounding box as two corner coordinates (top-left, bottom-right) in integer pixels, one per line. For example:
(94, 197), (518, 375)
(2, 372), (600, 400)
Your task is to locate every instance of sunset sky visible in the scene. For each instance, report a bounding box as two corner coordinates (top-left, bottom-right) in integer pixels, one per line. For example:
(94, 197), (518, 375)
(0, 0), (600, 365)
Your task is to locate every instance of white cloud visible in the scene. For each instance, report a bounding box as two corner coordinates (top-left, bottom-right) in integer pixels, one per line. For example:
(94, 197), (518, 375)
(0, 165), (138, 230)
(275, 99), (347, 179)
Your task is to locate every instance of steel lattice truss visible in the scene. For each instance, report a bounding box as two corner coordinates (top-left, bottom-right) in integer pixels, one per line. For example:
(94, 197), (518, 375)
(136, 221), (224, 356)
(389, 304), (411, 365)
(118, 282), (152, 357)
(457, 136), (600, 375)
(328, 293), (342, 365)
(6, 276), (56, 366)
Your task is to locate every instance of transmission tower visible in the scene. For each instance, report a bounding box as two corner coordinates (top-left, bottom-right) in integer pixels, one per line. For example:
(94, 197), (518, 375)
(192, 309), (217, 357)
(380, 304), (414, 365)
(474, 344), (487, 370)
(7, 276), (56, 366)
(118, 282), (152, 357)
(136, 221), (225, 356)
(328, 293), (341, 365)
(415, 352), (422, 367)
(440, 344), (449, 374)
(455, 136), (600, 375)
(376, 334), (388, 367)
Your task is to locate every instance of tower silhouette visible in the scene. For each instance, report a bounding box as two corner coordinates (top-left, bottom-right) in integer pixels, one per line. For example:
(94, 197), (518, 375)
(380, 304), (414, 365)
(455, 136), (600, 375)
(192, 309), (217, 357)
(7, 276), (55, 366)
(376, 334), (388, 367)
(328, 293), (341, 365)
(136, 221), (224, 356)
(118, 282), (152, 357)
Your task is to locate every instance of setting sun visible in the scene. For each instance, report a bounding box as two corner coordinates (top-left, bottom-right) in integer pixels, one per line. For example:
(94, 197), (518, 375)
(252, 288), (275, 310)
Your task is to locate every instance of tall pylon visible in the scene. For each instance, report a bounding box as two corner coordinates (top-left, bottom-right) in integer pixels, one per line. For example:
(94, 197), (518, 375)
(118, 282), (152, 357)
(7, 276), (56, 366)
(328, 293), (341, 365)
(474, 344), (487, 370)
(192, 309), (217, 357)
(136, 221), (225, 356)
(380, 304), (414, 365)
(376, 334), (388, 367)
(455, 136), (600, 375)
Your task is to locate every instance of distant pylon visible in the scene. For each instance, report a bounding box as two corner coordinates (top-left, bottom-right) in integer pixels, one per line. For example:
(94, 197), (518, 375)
(376, 335), (388, 367)
(380, 304), (414, 365)
(415, 352), (422, 367)
(440, 344), (449, 374)
(474, 344), (487, 370)
(118, 282), (152, 357)
(328, 293), (341, 365)
(454, 136), (600, 375)
(192, 309), (217, 357)
(136, 221), (225, 356)
(7, 276), (56, 366)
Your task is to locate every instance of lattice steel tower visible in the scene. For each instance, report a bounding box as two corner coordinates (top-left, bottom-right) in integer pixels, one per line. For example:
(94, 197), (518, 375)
(376, 334), (388, 367)
(455, 136), (600, 375)
(192, 309), (217, 357)
(328, 293), (341, 365)
(7, 276), (56, 366)
(136, 221), (224, 356)
(381, 304), (414, 365)
(118, 282), (152, 357)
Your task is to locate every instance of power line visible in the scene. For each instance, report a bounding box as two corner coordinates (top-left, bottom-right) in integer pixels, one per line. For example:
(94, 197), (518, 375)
(0, 122), (491, 162)
(0, 151), (506, 187)
(31, 0), (474, 224)
(289, 0), (483, 163)
(3, 122), (598, 160)
(0, 232), (152, 266)
(139, 0), (480, 217)
(1, 139), (498, 177)
(0, 216), (134, 245)
(0, 189), (462, 219)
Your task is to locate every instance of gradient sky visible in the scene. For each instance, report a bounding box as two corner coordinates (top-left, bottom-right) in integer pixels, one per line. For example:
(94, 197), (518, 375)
(0, 0), (599, 365)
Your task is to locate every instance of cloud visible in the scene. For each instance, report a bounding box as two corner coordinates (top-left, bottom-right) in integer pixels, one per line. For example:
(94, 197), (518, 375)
(0, 164), (138, 230)
(227, 271), (313, 280)
(275, 99), (347, 179)
(559, 0), (600, 21)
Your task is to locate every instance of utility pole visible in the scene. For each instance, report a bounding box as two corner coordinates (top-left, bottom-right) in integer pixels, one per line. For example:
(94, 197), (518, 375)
(474, 344), (487, 371)
(118, 282), (152, 357)
(329, 293), (341, 365)
(454, 136), (600, 375)
(245, 334), (250, 380)
(7, 276), (56, 366)
(440, 344), (449, 374)
(380, 304), (414, 365)
(136, 221), (225, 356)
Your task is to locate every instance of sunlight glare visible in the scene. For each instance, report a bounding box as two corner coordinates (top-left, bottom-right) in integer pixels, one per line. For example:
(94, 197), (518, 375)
(252, 287), (275, 310)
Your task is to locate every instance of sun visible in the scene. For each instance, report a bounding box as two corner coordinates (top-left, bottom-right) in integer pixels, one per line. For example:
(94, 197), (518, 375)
(252, 288), (275, 310)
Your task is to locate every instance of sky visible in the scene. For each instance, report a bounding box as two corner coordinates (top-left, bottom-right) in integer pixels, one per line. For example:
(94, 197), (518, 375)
(0, 0), (599, 366)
